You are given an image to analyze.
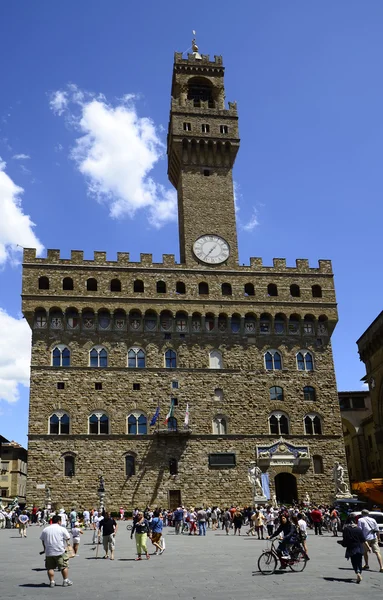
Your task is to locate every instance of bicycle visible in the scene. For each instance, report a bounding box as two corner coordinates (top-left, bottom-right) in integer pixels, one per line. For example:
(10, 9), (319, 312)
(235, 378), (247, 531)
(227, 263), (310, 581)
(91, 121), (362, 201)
(258, 540), (308, 575)
(126, 523), (133, 531)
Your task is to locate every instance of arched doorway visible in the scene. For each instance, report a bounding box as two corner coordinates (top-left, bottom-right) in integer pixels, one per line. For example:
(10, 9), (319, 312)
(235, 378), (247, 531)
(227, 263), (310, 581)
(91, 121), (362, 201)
(274, 472), (298, 505)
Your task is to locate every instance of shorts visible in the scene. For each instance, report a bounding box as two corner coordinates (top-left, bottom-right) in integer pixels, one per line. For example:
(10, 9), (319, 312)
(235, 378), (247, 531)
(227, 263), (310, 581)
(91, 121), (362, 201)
(72, 537), (80, 544)
(103, 534), (115, 552)
(151, 532), (162, 544)
(366, 538), (380, 554)
(45, 553), (69, 571)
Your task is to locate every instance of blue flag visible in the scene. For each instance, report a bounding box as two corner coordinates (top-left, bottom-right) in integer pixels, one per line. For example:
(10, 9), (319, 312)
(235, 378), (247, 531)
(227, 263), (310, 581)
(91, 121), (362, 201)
(150, 406), (160, 426)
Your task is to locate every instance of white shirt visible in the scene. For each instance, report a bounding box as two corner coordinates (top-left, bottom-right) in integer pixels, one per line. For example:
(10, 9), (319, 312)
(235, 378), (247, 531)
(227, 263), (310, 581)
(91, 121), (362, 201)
(83, 510), (90, 521)
(59, 513), (67, 526)
(358, 516), (379, 541)
(298, 519), (307, 534)
(40, 523), (70, 556)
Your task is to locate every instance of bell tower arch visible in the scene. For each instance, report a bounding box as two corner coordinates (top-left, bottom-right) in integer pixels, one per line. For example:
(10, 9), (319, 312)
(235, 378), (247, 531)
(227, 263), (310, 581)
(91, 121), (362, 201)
(167, 48), (240, 267)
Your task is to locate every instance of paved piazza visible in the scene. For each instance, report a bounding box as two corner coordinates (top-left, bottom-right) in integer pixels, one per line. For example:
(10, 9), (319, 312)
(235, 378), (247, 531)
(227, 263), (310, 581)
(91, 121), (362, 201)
(1, 525), (382, 599)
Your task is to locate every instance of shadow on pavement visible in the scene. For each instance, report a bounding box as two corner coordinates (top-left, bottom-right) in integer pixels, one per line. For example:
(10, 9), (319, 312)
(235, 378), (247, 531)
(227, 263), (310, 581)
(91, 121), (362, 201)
(19, 583), (49, 588)
(323, 577), (355, 584)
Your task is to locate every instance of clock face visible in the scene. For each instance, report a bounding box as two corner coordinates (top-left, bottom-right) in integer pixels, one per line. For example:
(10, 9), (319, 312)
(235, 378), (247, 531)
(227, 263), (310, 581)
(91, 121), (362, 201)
(193, 235), (230, 264)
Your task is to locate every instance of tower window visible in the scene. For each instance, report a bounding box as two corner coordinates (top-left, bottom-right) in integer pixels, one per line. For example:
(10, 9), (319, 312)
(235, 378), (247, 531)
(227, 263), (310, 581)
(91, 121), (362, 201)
(125, 455), (135, 478)
(110, 279), (121, 292)
(220, 125), (229, 134)
(312, 285), (322, 298)
(176, 281), (186, 294)
(203, 169), (210, 176)
(267, 283), (278, 297)
(244, 283), (255, 296)
(64, 456), (75, 477)
(57, 382), (65, 390)
(133, 279), (144, 293)
(201, 124), (210, 133)
(157, 281), (166, 294)
(290, 284), (300, 297)
(198, 282), (209, 295)
(38, 276), (49, 290)
(222, 283), (232, 296)
(183, 122), (191, 131)
(63, 277), (73, 291)
(95, 382), (102, 390)
(133, 383), (140, 391)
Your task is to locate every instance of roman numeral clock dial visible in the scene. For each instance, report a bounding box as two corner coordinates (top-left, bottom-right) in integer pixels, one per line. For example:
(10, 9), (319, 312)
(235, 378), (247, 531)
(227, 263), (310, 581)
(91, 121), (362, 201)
(193, 235), (230, 265)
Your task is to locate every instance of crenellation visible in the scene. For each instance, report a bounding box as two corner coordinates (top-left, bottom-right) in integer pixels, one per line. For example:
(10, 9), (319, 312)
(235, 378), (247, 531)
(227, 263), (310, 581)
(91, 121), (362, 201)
(296, 259), (310, 272)
(93, 251), (107, 264)
(117, 252), (130, 265)
(47, 249), (60, 262)
(140, 253), (153, 265)
(273, 258), (286, 270)
(162, 254), (176, 266)
(71, 250), (84, 263)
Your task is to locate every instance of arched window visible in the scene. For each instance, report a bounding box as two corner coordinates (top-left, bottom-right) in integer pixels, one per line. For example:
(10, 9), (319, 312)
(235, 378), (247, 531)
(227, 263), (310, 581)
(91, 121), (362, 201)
(114, 309), (126, 330)
(289, 314), (300, 335)
(157, 281), (166, 294)
(66, 308), (79, 329)
(312, 285), (322, 298)
(89, 412), (109, 434)
(165, 349), (177, 368)
(176, 281), (186, 294)
(133, 279), (144, 292)
(63, 277), (73, 291)
(90, 346), (108, 367)
(192, 313), (202, 332)
(313, 455), (324, 474)
(175, 311), (188, 332)
(110, 279), (121, 292)
(212, 416), (227, 435)
(244, 313), (256, 334)
(82, 309), (95, 330)
(168, 417), (177, 432)
(303, 386), (316, 401)
(297, 350), (314, 371)
(218, 314), (228, 332)
(264, 350), (282, 371)
(209, 350), (223, 369)
(290, 284), (300, 297)
(267, 283), (278, 297)
(269, 412), (289, 435)
(188, 76), (214, 107)
(198, 282), (209, 295)
(270, 386), (284, 401)
(125, 455), (135, 478)
(52, 345), (70, 367)
(49, 413), (70, 434)
(86, 278), (97, 291)
(169, 458), (178, 475)
(222, 283), (232, 296)
(244, 283), (255, 296)
(50, 310), (63, 329)
(304, 414), (322, 435)
(128, 348), (145, 368)
(64, 455), (75, 477)
(127, 413), (147, 435)
(144, 311), (157, 332)
(214, 388), (224, 401)
(129, 310), (142, 331)
(38, 276), (49, 290)
(318, 315), (328, 336)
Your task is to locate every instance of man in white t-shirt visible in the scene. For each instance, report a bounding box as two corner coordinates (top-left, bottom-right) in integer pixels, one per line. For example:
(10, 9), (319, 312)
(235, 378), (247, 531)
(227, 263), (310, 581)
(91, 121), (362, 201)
(59, 509), (67, 528)
(40, 514), (73, 587)
(92, 513), (104, 544)
(358, 509), (383, 572)
(83, 509), (90, 529)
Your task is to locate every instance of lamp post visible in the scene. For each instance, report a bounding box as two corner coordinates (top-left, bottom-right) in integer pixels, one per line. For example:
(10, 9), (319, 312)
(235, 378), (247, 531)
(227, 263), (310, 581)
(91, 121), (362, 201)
(97, 475), (105, 514)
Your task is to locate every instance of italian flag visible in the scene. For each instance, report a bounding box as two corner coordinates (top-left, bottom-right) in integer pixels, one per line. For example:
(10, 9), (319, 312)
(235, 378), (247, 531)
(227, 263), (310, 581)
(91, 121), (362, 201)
(164, 400), (174, 424)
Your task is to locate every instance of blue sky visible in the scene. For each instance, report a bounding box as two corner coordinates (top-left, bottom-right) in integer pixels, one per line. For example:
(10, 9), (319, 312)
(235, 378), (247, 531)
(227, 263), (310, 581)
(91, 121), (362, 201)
(0, 1), (382, 447)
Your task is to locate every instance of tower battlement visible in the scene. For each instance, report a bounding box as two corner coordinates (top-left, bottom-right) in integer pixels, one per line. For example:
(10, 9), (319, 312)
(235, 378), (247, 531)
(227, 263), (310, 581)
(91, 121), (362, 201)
(174, 52), (223, 67)
(23, 248), (332, 273)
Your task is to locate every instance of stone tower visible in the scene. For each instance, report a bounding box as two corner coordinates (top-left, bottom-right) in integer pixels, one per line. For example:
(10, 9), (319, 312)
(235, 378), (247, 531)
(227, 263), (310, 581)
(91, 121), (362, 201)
(167, 52), (239, 266)
(22, 47), (349, 510)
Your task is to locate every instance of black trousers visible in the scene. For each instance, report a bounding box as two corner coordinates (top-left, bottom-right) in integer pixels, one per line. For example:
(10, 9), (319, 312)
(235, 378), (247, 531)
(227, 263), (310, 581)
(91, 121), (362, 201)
(350, 553), (363, 574)
(314, 522), (322, 535)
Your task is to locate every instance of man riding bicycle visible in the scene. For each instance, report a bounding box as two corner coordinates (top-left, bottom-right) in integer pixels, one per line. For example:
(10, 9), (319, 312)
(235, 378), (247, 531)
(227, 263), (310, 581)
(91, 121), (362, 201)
(267, 514), (299, 559)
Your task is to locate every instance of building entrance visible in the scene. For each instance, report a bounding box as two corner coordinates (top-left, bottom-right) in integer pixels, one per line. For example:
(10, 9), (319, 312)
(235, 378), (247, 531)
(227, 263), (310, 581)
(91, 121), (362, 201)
(168, 489), (181, 509)
(274, 472), (298, 505)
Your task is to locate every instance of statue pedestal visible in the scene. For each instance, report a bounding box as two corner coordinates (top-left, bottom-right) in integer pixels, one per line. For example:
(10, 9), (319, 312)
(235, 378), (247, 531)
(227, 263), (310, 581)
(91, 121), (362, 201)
(253, 495), (267, 505)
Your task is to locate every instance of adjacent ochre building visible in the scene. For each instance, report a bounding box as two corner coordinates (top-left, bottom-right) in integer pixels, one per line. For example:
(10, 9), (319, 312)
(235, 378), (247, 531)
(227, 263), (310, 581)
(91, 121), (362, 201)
(23, 48), (348, 510)
(0, 437), (27, 505)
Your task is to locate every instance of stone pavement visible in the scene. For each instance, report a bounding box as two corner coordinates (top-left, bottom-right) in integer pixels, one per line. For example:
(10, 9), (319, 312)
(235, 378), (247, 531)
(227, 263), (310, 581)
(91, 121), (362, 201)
(1, 524), (382, 600)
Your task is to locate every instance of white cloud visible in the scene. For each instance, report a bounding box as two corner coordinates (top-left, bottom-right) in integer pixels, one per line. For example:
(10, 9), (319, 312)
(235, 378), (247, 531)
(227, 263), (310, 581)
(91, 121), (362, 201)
(49, 90), (68, 116)
(0, 159), (44, 265)
(0, 309), (31, 403)
(50, 86), (177, 227)
(241, 209), (259, 232)
(12, 153), (30, 160)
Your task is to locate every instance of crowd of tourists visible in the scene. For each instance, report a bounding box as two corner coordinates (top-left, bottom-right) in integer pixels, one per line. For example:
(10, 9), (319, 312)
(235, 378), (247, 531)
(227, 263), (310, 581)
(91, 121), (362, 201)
(1, 500), (382, 587)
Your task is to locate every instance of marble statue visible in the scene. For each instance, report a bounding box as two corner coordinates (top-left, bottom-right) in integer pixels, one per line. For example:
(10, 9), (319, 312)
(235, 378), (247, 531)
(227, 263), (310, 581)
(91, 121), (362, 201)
(248, 465), (265, 497)
(333, 461), (350, 495)
(98, 475), (105, 492)
(304, 492), (310, 504)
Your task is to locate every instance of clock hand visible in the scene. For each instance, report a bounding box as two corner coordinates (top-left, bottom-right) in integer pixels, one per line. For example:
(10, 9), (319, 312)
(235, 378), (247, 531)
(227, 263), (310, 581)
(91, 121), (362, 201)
(205, 244), (217, 258)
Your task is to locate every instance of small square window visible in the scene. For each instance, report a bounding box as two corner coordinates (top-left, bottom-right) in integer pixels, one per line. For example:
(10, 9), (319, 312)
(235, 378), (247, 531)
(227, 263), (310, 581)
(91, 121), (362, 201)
(164, 333), (171, 340)
(172, 381), (179, 389)
(133, 383), (140, 391)
(220, 125), (229, 134)
(95, 382), (102, 390)
(171, 397), (178, 406)
(57, 382), (65, 390)
(183, 122), (191, 131)
(203, 169), (210, 176)
(201, 124), (210, 133)
(180, 333), (186, 339)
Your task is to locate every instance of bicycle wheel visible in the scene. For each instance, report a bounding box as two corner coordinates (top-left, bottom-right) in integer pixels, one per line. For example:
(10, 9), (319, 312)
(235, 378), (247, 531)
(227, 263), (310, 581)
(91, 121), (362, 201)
(289, 549), (307, 572)
(258, 551), (277, 575)
(126, 524), (132, 531)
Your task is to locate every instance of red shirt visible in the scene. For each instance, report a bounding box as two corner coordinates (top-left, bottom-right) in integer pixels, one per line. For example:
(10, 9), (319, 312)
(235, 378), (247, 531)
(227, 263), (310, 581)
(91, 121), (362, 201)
(311, 509), (322, 523)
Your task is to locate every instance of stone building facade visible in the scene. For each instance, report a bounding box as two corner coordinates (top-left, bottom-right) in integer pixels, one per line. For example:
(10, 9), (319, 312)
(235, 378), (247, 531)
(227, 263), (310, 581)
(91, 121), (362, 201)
(23, 49), (348, 510)
(0, 437), (27, 505)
